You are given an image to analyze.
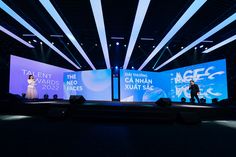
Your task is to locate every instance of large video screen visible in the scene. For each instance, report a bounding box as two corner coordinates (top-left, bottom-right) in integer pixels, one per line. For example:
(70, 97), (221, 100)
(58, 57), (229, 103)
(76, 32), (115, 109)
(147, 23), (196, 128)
(63, 69), (112, 101)
(9, 55), (73, 99)
(120, 59), (228, 103)
(163, 59), (228, 103)
(120, 70), (170, 102)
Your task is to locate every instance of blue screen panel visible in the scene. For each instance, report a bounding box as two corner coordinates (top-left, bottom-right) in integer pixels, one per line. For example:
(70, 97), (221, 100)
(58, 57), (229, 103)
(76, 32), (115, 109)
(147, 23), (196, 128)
(120, 59), (228, 103)
(113, 77), (119, 100)
(163, 59), (228, 103)
(120, 70), (169, 102)
(63, 69), (112, 101)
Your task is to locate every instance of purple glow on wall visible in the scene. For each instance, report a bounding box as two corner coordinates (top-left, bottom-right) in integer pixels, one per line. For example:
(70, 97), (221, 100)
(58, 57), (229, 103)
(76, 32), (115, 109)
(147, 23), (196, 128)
(9, 55), (73, 99)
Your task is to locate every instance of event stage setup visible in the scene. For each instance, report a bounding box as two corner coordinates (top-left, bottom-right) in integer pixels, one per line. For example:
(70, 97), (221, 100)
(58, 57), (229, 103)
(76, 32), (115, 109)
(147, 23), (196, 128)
(1, 54), (233, 123)
(1, 96), (236, 124)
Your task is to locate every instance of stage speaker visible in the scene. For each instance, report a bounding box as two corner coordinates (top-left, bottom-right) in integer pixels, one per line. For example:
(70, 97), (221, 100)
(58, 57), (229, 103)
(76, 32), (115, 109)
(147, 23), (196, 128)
(200, 98), (206, 104)
(181, 97), (186, 103)
(155, 98), (171, 107)
(217, 99), (230, 106)
(212, 98), (218, 104)
(69, 95), (86, 105)
(2, 93), (25, 105)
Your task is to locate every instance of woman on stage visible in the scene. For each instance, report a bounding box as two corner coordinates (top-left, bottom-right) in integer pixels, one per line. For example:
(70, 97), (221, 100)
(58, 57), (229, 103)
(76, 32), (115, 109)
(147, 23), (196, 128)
(26, 75), (38, 99)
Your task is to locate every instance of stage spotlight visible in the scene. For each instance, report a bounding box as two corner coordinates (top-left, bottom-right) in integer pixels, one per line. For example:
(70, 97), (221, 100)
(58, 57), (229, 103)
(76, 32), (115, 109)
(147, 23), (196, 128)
(205, 47), (208, 50)
(44, 94), (49, 100)
(200, 98), (206, 104)
(21, 93), (26, 98)
(116, 42), (119, 46)
(33, 39), (37, 43)
(181, 46), (184, 49)
(152, 45), (155, 48)
(52, 42), (54, 45)
(166, 46), (169, 49)
(131, 66), (134, 69)
(67, 42), (69, 45)
(194, 47), (197, 50)
(115, 66), (118, 70)
(28, 41), (31, 44)
(138, 45), (141, 48)
(200, 45), (204, 48)
(124, 44), (127, 47)
(81, 43), (83, 46)
(40, 42), (43, 45)
(212, 98), (218, 104)
(95, 43), (98, 46)
(109, 44), (111, 47)
(53, 94), (58, 100)
(69, 95), (86, 105)
(155, 98), (172, 107)
(181, 97), (186, 103)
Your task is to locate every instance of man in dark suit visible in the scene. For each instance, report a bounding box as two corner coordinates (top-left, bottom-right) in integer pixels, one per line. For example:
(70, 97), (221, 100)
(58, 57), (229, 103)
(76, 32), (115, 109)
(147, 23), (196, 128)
(189, 80), (200, 103)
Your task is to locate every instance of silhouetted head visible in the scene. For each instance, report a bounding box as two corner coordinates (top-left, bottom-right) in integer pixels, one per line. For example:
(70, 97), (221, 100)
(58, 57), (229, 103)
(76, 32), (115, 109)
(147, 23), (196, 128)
(28, 75), (34, 79)
(190, 80), (195, 85)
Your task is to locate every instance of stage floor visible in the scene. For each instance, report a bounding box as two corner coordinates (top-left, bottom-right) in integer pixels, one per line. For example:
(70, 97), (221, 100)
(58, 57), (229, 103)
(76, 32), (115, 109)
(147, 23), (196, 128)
(20, 99), (236, 122)
(1, 99), (236, 122)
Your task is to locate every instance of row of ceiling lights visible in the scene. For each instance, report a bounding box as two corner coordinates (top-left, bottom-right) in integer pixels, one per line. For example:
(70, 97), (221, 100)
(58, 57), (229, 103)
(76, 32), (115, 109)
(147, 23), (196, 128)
(0, 0), (235, 71)
(28, 39), (210, 50)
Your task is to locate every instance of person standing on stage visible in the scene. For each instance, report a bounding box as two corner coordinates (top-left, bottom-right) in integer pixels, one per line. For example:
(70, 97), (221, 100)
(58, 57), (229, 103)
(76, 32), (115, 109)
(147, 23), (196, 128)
(26, 75), (38, 99)
(189, 80), (200, 103)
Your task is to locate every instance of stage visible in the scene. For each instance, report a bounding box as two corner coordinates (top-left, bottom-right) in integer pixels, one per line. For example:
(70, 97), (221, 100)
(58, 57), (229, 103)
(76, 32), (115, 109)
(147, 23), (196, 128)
(1, 99), (235, 123)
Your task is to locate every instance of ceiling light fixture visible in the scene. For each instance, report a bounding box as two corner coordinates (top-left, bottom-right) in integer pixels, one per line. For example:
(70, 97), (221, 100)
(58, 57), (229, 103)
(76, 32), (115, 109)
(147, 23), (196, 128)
(123, 0), (151, 69)
(0, 1), (80, 69)
(138, 0), (207, 70)
(111, 37), (125, 40)
(90, 0), (110, 68)
(39, 0), (94, 69)
(50, 34), (64, 38)
(0, 25), (34, 48)
(22, 33), (35, 37)
(202, 34), (236, 53)
(154, 13), (236, 71)
(140, 37), (154, 41)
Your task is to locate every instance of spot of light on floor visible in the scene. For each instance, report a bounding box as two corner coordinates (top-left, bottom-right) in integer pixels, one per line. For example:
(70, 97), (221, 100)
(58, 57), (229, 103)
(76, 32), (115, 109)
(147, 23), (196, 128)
(0, 115), (32, 121)
(202, 120), (236, 129)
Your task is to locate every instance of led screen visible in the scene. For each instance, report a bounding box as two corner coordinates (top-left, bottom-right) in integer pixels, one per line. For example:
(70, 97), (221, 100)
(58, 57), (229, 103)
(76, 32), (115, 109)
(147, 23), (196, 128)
(120, 70), (169, 102)
(163, 59), (228, 103)
(120, 59), (228, 103)
(9, 55), (73, 99)
(63, 69), (112, 101)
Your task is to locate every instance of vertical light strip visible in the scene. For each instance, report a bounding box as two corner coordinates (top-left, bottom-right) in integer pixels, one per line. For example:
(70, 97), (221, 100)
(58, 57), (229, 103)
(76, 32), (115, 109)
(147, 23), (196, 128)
(123, 0), (151, 69)
(39, 0), (95, 70)
(202, 34), (236, 53)
(0, 25), (34, 48)
(0, 0), (80, 69)
(154, 13), (236, 70)
(138, 0), (207, 70)
(90, 0), (110, 68)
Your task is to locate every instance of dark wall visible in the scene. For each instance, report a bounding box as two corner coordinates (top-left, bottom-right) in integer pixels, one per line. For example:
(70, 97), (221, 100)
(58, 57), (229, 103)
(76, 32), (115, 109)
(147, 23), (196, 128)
(0, 48), (10, 94)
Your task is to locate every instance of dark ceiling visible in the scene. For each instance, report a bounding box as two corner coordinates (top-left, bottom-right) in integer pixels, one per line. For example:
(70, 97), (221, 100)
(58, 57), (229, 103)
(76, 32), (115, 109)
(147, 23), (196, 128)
(0, 0), (235, 71)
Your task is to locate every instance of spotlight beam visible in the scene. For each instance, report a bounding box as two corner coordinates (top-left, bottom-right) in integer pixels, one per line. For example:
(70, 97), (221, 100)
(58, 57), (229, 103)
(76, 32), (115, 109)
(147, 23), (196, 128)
(138, 0), (207, 70)
(39, 0), (95, 70)
(123, 0), (151, 69)
(0, 25), (34, 48)
(202, 34), (236, 53)
(154, 13), (236, 71)
(90, 0), (110, 68)
(0, 0), (80, 69)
